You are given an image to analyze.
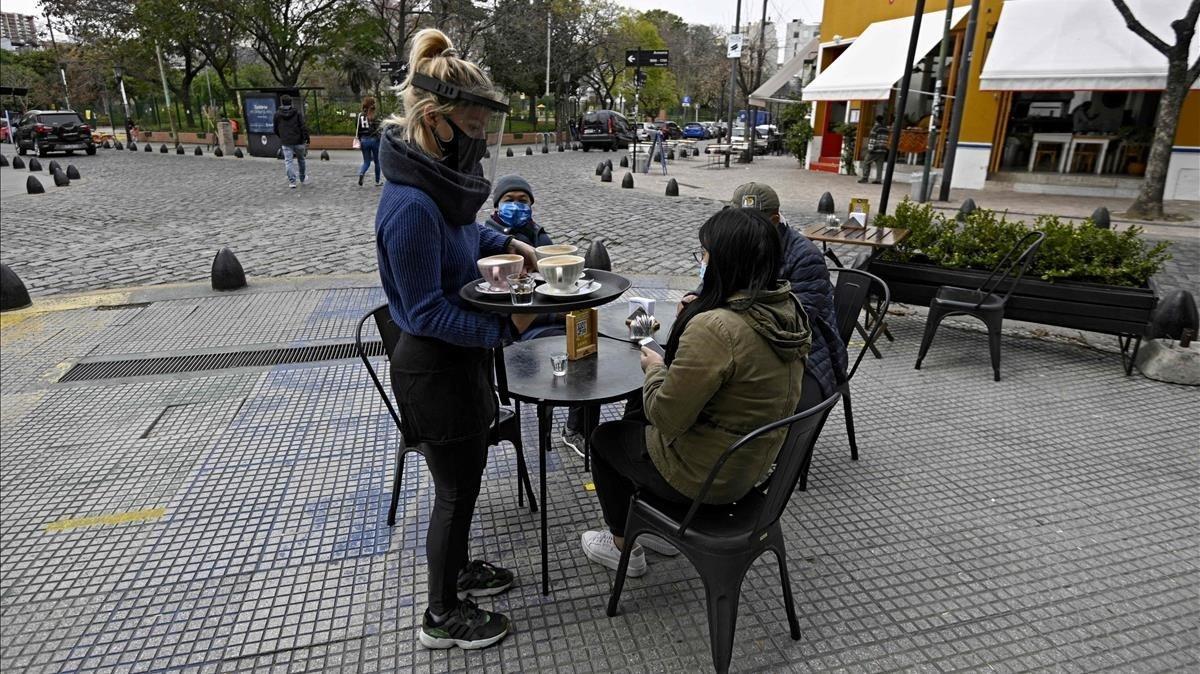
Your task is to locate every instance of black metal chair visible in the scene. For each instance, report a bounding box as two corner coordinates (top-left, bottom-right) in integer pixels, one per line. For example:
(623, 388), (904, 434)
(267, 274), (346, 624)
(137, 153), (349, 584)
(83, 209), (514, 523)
(605, 392), (843, 674)
(914, 231), (1046, 381)
(354, 304), (537, 527)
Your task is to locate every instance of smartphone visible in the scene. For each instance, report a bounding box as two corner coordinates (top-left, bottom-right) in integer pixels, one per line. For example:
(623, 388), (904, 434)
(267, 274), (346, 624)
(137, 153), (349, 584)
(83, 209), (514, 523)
(638, 337), (666, 357)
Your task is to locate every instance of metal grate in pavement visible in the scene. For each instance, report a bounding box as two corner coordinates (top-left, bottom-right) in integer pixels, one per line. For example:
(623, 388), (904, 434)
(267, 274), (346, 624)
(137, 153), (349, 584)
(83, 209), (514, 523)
(58, 341), (385, 382)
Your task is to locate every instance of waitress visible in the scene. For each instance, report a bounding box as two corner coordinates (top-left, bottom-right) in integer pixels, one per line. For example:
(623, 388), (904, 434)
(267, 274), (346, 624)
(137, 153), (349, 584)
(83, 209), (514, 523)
(375, 28), (536, 651)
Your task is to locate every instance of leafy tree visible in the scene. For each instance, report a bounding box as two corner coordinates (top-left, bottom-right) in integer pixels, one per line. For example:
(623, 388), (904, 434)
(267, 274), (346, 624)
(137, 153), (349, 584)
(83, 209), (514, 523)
(230, 0), (353, 86)
(777, 96), (812, 162)
(1112, 0), (1200, 218)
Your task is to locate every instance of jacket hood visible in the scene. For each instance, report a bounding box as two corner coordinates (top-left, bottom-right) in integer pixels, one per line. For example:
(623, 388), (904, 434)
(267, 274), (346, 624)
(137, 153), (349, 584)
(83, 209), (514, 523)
(379, 126), (491, 226)
(488, 211), (543, 240)
(727, 282), (812, 362)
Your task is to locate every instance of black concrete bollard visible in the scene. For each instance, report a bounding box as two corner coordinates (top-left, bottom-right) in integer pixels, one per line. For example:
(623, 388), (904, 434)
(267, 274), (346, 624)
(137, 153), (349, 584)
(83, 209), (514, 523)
(818, 191), (835, 214)
(621, 172), (634, 189)
(194, 146), (203, 156)
(526, 147), (534, 156)
(52, 168), (69, 187)
(214, 147), (223, 157)
(26, 175), (44, 194)
(1149, 290), (1199, 342)
(957, 198), (978, 221)
(211, 247), (247, 291)
(145, 143), (153, 152)
(103, 139), (112, 149)
(619, 155), (628, 168)
(160, 144), (169, 153)
(604, 159), (613, 171)
(557, 144), (564, 152)
(0, 153), (9, 167)
(652, 152), (662, 163)
(666, 178), (679, 197)
(113, 141), (123, 150)
(541, 146), (549, 154)
(48, 160), (61, 174)
(28, 158), (41, 172)
(320, 150), (330, 161)
(1091, 206), (1111, 229)
(176, 145), (185, 155)
(595, 162), (605, 176)
(600, 166), (612, 182)
(234, 148), (244, 158)
(66, 165), (80, 180)
(506, 148), (514, 157)
(12, 156), (25, 169)
(667, 149), (675, 160)
(692, 147), (699, 157)
(128, 142), (137, 151)
(584, 240), (612, 272)
(0, 263), (32, 312)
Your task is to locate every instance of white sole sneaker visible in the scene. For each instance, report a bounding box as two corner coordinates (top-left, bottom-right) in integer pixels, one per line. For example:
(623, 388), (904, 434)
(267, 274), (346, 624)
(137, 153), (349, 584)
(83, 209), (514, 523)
(418, 627), (508, 650)
(581, 530), (646, 577)
(639, 534), (680, 556)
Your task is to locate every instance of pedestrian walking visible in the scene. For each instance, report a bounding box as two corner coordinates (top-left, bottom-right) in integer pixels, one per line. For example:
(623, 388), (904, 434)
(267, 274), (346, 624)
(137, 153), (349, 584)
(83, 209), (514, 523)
(356, 96), (382, 186)
(375, 27), (536, 652)
(272, 94), (311, 188)
(859, 115), (889, 184)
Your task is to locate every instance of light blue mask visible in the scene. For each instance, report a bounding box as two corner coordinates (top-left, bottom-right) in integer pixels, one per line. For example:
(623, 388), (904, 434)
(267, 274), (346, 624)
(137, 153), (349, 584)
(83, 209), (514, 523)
(498, 201), (532, 229)
(698, 263), (707, 281)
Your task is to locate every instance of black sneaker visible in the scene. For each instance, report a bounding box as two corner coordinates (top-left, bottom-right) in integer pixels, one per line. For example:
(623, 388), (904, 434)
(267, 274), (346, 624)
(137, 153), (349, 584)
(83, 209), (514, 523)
(419, 599), (510, 650)
(456, 560), (514, 599)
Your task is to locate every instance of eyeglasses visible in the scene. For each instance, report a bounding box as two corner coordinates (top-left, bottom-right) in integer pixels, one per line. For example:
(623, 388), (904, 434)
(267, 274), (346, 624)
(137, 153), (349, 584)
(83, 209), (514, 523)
(691, 250), (705, 265)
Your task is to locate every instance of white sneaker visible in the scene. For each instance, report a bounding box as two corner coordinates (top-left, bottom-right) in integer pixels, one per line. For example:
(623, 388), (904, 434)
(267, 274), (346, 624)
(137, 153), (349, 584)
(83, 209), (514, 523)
(581, 530), (646, 577)
(640, 534), (680, 557)
(288, 182), (297, 189)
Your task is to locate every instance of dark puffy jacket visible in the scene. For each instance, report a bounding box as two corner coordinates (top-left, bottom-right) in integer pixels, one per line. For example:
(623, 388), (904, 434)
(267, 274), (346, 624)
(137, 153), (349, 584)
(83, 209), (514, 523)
(273, 105), (310, 145)
(778, 222), (847, 398)
(485, 212), (553, 248)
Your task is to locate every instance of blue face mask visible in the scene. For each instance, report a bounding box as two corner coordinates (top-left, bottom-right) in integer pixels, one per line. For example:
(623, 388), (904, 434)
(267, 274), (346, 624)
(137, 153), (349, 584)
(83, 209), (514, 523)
(498, 201), (532, 229)
(698, 263), (707, 281)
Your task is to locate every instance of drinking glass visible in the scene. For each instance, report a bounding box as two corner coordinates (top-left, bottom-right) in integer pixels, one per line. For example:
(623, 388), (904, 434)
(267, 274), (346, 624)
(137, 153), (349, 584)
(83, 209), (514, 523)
(507, 273), (535, 305)
(826, 213), (840, 230)
(550, 353), (568, 377)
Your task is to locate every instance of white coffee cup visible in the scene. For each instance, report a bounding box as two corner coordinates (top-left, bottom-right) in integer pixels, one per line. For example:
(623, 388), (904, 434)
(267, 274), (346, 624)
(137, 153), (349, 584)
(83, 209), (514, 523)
(537, 255), (586, 292)
(535, 243), (579, 260)
(477, 254), (525, 291)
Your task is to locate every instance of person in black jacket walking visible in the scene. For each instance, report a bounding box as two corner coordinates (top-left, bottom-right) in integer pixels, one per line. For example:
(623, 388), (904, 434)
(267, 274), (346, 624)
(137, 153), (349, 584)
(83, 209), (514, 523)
(273, 94), (311, 188)
(356, 96), (382, 186)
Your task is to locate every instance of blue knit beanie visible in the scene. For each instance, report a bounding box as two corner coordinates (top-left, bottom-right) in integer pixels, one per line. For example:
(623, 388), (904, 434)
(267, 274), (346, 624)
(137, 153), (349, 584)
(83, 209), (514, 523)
(492, 175), (535, 207)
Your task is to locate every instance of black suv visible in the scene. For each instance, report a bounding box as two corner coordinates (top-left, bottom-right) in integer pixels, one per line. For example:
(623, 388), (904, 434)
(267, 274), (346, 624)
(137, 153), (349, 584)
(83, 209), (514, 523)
(579, 110), (635, 151)
(15, 110), (97, 157)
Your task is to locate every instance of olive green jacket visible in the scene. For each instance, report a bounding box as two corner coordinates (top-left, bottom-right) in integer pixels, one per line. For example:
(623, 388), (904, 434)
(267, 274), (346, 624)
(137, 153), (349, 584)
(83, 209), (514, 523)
(644, 282), (812, 503)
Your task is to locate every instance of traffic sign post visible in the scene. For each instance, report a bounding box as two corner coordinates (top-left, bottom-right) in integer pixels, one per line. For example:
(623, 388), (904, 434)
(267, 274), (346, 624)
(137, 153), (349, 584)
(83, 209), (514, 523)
(623, 48), (669, 169)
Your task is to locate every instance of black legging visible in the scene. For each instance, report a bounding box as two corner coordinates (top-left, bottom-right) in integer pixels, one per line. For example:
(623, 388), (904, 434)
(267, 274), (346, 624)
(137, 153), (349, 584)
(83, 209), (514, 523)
(588, 394), (690, 537)
(421, 431), (490, 614)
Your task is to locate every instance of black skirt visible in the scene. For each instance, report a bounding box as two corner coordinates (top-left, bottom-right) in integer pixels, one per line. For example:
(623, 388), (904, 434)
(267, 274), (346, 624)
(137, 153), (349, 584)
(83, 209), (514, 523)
(389, 333), (497, 445)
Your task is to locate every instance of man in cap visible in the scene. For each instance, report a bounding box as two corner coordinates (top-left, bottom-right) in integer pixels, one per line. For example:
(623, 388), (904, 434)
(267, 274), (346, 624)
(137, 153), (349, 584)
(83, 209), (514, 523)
(723, 182), (847, 404)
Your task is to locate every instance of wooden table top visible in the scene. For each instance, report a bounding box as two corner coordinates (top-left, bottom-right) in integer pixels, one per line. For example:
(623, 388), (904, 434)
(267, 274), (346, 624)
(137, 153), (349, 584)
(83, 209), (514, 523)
(801, 223), (910, 248)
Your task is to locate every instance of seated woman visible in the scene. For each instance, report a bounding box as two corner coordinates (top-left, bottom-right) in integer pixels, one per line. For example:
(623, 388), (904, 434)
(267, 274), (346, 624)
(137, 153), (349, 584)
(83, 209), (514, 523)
(580, 207), (813, 576)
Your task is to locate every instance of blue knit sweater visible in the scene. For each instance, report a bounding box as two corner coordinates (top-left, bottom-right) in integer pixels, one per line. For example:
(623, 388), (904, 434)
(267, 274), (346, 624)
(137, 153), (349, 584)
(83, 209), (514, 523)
(375, 131), (513, 348)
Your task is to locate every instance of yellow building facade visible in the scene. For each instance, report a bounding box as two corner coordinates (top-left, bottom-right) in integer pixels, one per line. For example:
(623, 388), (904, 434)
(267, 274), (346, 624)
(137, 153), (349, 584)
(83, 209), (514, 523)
(805, 0), (1199, 200)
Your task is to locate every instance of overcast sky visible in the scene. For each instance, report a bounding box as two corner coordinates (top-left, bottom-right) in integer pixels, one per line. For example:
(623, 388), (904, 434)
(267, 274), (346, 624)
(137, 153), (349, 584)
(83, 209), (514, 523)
(4, 0), (824, 50)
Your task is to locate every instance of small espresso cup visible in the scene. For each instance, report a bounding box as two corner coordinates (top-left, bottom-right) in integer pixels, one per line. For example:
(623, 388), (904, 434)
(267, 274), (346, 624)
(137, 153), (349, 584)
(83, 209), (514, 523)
(535, 243), (579, 260)
(477, 254), (525, 292)
(536, 255), (586, 293)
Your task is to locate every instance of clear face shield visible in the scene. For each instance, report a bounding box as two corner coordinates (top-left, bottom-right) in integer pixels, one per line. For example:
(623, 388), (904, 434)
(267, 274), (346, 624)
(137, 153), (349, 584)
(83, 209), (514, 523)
(410, 73), (508, 182)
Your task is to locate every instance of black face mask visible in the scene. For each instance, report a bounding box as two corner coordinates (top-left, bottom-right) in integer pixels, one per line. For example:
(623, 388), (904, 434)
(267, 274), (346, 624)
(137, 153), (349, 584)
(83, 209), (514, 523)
(435, 117), (488, 172)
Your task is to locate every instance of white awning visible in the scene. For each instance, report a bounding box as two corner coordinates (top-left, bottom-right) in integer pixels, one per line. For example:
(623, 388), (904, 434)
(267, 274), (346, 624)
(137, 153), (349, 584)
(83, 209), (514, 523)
(980, 0), (1200, 91)
(802, 6), (971, 101)
(749, 37), (819, 107)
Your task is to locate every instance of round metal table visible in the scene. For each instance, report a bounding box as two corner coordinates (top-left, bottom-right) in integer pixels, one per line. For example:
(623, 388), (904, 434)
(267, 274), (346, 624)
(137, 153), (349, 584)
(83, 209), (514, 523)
(597, 302), (676, 344)
(501, 336), (646, 594)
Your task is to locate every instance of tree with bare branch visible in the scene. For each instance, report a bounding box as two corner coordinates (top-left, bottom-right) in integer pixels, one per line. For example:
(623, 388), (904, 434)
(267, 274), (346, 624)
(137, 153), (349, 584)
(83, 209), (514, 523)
(1112, 0), (1200, 217)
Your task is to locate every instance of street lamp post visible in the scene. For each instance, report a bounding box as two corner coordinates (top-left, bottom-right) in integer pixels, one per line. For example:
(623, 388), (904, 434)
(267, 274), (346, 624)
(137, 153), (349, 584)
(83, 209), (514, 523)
(114, 66), (131, 143)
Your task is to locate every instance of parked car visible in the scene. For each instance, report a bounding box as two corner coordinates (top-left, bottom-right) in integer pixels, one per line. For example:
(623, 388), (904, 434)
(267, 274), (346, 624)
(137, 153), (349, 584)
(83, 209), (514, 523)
(635, 122), (657, 141)
(654, 120), (683, 139)
(682, 122), (707, 140)
(579, 110), (635, 151)
(729, 124), (768, 155)
(15, 110), (96, 156)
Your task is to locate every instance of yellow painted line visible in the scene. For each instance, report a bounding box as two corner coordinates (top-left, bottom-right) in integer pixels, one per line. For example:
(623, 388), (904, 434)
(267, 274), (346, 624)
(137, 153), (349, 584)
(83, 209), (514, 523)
(44, 507), (166, 533)
(1, 291), (132, 332)
(583, 481), (596, 491)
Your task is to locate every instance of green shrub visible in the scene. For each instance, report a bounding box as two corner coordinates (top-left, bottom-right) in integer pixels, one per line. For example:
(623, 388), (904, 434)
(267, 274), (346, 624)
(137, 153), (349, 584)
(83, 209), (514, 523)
(877, 198), (1171, 287)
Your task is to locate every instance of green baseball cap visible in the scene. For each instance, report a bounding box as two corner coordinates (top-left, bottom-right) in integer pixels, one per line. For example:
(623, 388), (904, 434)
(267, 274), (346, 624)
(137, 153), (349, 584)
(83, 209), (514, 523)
(730, 182), (781, 213)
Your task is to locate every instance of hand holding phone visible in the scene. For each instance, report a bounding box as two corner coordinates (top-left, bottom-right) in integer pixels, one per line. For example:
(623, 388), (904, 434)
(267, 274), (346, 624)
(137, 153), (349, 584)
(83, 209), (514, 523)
(638, 337), (665, 357)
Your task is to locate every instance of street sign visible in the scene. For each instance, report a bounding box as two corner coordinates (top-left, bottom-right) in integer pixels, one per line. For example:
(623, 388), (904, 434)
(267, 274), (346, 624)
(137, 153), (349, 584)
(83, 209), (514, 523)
(727, 34), (744, 59)
(624, 50), (670, 67)
(682, 96), (692, 106)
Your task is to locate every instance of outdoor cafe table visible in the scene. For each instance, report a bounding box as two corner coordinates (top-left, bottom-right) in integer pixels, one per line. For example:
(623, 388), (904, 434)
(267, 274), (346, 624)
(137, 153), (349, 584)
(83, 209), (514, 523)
(461, 269), (639, 595)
